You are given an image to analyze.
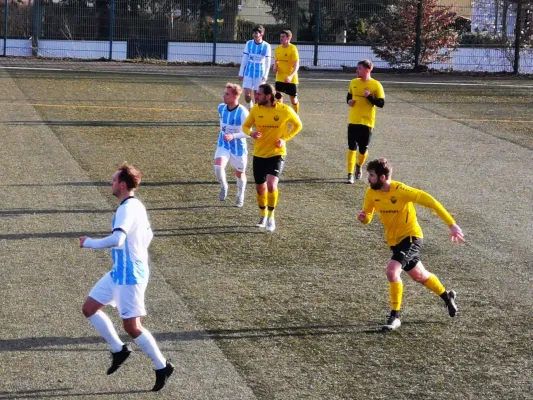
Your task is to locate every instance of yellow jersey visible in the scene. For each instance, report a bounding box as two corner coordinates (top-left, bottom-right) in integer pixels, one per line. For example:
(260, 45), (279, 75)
(242, 102), (303, 158)
(361, 180), (455, 246)
(274, 44), (299, 84)
(347, 77), (385, 128)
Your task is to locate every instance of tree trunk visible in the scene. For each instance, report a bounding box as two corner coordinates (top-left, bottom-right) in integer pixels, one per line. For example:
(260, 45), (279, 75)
(221, 0), (238, 41)
(289, 1), (299, 41)
(502, 0), (509, 37)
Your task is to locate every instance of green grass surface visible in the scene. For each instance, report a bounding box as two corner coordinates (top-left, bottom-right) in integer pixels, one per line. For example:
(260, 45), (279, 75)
(0, 66), (532, 399)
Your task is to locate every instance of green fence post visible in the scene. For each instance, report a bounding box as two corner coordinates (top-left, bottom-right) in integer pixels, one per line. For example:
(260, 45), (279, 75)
(513, 0), (522, 74)
(109, 0), (115, 60)
(313, 0), (320, 66)
(3, 0), (8, 56)
(212, 0), (219, 64)
(414, 0), (422, 70)
(32, 0), (39, 56)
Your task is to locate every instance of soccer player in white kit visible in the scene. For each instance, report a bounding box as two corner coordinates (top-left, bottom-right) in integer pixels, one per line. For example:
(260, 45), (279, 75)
(215, 82), (250, 207)
(80, 163), (173, 392)
(238, 25), (271, 109)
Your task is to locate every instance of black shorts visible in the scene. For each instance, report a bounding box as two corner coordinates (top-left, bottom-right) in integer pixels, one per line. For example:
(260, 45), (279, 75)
(253, 155), (285, 184)
(390, 237), (423, 272)
(275, 81), (298, 97)
(347, 124), (372, 152)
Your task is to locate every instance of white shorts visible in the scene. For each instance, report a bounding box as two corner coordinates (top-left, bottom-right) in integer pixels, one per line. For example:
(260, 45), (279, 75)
(243, 76), (264, 91)
(89, 272), (147, 319)
(214, 146), (248, 172)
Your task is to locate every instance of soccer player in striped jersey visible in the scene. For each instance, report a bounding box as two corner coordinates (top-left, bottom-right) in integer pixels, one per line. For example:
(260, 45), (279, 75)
(80, 164), (173, 391)
(238, 25), (272, 109)
(242, 84), (302, 232)
(357, 158), (464, 331)
(346, 60), (385, 183)
(215, 82), (250, 207)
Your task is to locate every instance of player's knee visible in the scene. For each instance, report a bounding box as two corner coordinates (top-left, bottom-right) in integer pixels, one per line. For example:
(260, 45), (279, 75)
(256, 184), (267, 194)
(82, 303), (95, 318)
(359, 146), (368, 154)
(123, 319), (143, 338)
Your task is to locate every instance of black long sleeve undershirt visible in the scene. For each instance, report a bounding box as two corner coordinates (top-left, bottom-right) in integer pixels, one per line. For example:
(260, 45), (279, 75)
(366, 95), (385, 108)
(347, 92), (384, 108)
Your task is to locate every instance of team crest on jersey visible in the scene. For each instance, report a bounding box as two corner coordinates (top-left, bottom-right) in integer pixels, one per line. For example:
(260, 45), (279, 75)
(391, 196), (397, 204)
(273, 115), (280, 121)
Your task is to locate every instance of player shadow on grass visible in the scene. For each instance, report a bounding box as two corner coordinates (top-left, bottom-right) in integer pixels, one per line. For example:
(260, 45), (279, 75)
(4, 120), (219, 128)
(0, 388), (149, 399)
(5, 178), (346, 187)
(0, 225), (262, 240)
(0, 204), (236, 218)
(0, 320), (446, 353)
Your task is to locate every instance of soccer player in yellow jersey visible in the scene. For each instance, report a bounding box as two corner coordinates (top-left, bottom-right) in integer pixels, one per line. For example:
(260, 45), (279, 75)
(242, 83), (303, 232)
(357, 158), (465, 331)
(346, 60), (385, 184)
(273, 30), (300, 114)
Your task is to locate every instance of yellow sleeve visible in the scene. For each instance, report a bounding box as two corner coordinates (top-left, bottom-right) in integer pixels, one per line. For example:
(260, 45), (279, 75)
(242, 109), (254, 135)
(415, 191), (455, 226)
(362, 188), (375, 224)
(398, 184), (455, 226)
(376, 81), (385, 99)
(292, 46), (300, 61)
(283, 108), (303, 141)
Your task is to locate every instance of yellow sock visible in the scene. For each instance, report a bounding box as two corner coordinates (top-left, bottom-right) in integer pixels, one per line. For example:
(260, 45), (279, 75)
(256, 192), (267, 217)
(423, 273), (446, 296)
(356, 150), (368, 168)
(292, 102), (300, 114)
(346, 150), (356, 174)
(267, 190), (278, 217)
(389, 281), (403, 311)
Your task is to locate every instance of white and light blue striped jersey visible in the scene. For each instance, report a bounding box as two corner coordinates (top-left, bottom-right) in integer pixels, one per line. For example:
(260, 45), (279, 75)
(238, 40), (272, 80)
(110, 197), (153, 285)
(217, 103), (249, 156)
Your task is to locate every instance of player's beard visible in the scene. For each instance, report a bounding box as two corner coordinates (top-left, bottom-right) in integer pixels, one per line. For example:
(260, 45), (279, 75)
(369, 181), (383, 190)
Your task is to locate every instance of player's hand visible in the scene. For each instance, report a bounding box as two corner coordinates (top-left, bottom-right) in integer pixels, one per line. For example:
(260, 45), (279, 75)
(223, 133), (234, 142)
(449, 224), (465, 243)
(348, 99), (356, 107)
(357, 211), (366, 222)
(285, 76), (292, 83)
(275, 139), (285, 148)
(251, 131), (262, 139)
(79, 236), (88, 248)
(238, 76), (243, 81)
(261, 77), (267, 83)
(364, 89), (371, 97)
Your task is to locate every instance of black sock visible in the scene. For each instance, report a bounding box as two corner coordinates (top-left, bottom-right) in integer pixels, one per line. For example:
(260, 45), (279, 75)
(390, 310), (399, 318)
(440, 291), (450, 304)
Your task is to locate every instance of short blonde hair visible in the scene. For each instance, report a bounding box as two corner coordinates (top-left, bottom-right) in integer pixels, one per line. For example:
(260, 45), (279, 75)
(225, 82), (243, 96)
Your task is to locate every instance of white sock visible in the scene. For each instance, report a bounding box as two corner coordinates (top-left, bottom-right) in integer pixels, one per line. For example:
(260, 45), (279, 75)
(134, 330), (166, 369)
(88, 311), (124, 353)
(236, 174), (247, 196)
(214, 165), (228, 189)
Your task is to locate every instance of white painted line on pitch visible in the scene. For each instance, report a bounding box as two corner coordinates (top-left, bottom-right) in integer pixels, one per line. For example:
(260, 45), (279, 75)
(0, 66), (67, 72)
(300, 77), (533, 88)
(2, 65), (533, 89)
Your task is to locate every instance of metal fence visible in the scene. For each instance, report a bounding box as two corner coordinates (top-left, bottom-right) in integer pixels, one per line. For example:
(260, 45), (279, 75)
(1, 0), (532, 73)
